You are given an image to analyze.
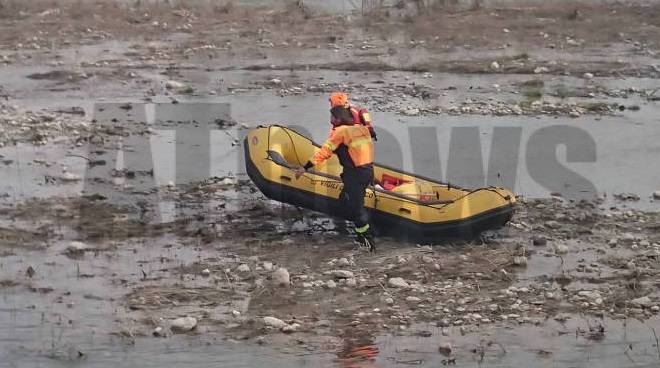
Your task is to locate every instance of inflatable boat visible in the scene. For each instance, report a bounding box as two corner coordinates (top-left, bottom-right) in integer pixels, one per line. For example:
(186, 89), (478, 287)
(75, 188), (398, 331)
(244, 125), (516, 241)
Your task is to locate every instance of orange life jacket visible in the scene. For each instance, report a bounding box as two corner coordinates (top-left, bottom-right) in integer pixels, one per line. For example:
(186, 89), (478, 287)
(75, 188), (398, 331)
(312, 124), (374, 168)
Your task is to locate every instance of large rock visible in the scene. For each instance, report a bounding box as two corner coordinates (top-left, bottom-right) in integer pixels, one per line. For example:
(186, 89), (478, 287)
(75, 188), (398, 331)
(165, 80), (187, 90)
(554, 244), (569, 255)
(170, 317), (197, 332)
(262, 261), (273, 271)
(331, 270), (354, 279)
(263, 316), (286, 329)
(388, 277), (410, 288)
(654, 191), (660, 200)
(513, 256), (528, 266)
(236, 264), (251, 273)
(631, 296), (653, 308)
(272, 268), (290, 286)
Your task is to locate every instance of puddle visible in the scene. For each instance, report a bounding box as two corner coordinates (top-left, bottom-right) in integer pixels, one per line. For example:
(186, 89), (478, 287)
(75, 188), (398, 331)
(373, 317), (660, 367)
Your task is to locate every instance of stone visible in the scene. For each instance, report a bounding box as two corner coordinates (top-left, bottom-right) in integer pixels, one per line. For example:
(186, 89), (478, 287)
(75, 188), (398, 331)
(583, 72), (594, 79)
(438, 341), (453, 356)
(615, 193), (640, 201)
(61, 172), (82, 181)
(272, 268), (290, 286)
(532, 236), (547, 246)
(620, 233), (636, 243)
(406, 296), (421, 302)
(337, 258), (351, 266)
(578, 290), (601, 300)
(263, 316), (286, 329)
(388, 277), (410, 288)
(401, 107), (420, 116)
(315, 320), (332, 327)
(569, 110), (581, 118)
(65, 241), (88, 257)
(346, 278), (357, 287)
(170, 317), (197, 332)
(281, 323), (300, 333)
(262, 262), (273, 271)
(232, 310), (241, 317)
(325, 280), (337, 289)
(534, 66), (549, 74)
(555, 244), (569, 255)
(165, 80), (187, 90)
(545, 220), (561, 229)
(513, 256), (528, 266)
(653, 191), (660, 200)
(153, 326), (164, 337)
(384, 297), (394, 305)
(490, 61), (500, 71)
(331, 270), (354, 279)
(220, 177), (235, 186)
(421, 255), (433, 263)
(631, 296), (653, 308)
(236, 264), (250, 273)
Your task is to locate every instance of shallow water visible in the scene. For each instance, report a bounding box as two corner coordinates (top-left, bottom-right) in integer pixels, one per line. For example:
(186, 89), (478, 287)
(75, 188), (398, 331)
(3, 87), (660, 210)
(374, 317), (660, 368)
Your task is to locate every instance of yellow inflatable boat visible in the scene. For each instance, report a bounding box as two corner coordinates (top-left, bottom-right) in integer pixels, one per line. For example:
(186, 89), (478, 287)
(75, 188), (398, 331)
(244, 125), (517, 240)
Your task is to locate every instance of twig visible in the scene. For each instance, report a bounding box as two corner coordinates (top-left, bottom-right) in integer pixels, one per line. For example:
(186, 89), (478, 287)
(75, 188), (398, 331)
(652, 327), (660, 360)
(66, 154), (91, 161)
(624, 348), (636, 364)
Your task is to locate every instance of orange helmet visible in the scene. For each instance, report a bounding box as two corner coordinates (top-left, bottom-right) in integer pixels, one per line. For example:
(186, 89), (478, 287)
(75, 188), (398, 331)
(329, 92), (349, 108)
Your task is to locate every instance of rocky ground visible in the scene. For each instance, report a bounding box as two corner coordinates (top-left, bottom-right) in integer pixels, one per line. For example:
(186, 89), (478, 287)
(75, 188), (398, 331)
(2, 1), (660, 366)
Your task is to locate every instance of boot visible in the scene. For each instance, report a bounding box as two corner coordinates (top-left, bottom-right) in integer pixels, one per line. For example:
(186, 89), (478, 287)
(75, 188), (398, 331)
(356, 228), (376, 252)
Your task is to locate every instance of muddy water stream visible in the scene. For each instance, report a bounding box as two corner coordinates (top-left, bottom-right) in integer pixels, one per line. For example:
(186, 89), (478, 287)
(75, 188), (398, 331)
(2, 89), (659, 207)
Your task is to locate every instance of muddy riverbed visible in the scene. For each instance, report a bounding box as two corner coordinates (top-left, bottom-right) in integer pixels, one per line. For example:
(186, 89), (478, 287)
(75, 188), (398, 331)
(2, 1), (660, 367)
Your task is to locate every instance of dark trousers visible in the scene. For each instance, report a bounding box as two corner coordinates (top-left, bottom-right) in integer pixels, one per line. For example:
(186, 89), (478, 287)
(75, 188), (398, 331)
(339, 165), (374, 229)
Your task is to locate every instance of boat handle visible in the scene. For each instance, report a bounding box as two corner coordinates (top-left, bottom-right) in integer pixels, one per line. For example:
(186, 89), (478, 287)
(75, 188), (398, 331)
(398, 208), (412, 214)
(280, 175), (292, 182)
